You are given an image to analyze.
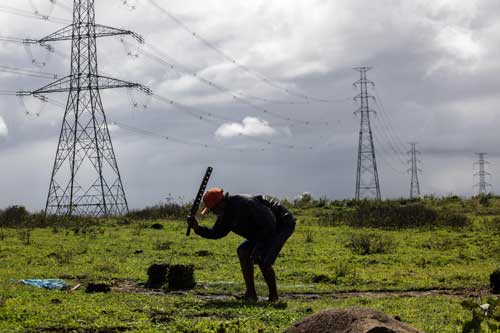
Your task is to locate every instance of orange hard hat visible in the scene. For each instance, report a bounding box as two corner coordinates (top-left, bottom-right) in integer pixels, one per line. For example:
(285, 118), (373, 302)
(201, 188), (224, 214)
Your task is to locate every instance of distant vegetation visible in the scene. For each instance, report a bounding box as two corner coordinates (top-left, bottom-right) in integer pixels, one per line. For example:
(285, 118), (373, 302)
(2, 193), (500, 229)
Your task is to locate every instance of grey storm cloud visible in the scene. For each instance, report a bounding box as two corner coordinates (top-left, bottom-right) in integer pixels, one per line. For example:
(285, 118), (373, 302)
(1, 0), (500, 210)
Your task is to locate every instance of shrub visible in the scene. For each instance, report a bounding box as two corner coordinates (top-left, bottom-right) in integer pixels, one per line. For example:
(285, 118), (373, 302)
(347, 200), (438, 229)
(437, 211), (469, 228)
(346, 231), (396, 255)
(315, 208), (350, 227)
(0, 206), (29, 227)
(344, 200), (469, 229)
(126, 202), (190, 221)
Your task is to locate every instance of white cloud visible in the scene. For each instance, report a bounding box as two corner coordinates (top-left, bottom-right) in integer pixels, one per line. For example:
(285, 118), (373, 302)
(434, 27), (483, 66)
(215, 117), (276, 138)
(0, 116), (8, 139)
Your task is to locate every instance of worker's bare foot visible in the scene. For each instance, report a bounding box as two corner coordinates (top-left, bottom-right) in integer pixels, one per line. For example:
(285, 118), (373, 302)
(236, 292), (258, 302)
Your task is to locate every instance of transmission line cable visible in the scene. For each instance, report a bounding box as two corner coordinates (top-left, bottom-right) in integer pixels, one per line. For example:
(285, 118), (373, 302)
(144, 0), (345, 104)
(135, 42), (337, 128)
(112, 121), (271, 152)
(0, 4), (71, 24)
(0, 65), (60, 79)
(371, 116), (407, 166)
(32, 95), (314, 152)
(372, 86), (408, 154)
(372, 130), (406, 175)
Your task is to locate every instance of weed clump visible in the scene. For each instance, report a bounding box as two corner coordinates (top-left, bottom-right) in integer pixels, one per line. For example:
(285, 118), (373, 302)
(483, 217), (500, 235)
(311, 274), (335, 284)
(194, 250), (212, 257)
(347, 231), (396, 255)
(17, 228), (32, 245)
(153, 240), (172, 251)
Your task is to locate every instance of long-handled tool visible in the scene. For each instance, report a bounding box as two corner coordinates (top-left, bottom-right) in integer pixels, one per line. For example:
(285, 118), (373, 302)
(186, 166), (213, 236)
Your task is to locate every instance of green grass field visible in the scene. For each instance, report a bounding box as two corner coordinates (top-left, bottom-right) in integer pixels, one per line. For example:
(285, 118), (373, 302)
(1, 202), (500, 332)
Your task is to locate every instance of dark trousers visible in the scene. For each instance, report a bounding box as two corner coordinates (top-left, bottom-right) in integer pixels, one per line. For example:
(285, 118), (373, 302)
(238, 215), (295, 266)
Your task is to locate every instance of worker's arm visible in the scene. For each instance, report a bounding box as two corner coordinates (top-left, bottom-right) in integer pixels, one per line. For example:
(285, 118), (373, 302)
(190, 216), (231, 239)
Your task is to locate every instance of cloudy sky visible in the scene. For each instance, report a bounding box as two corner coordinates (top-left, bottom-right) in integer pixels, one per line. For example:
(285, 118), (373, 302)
(1, 0), (500, 211)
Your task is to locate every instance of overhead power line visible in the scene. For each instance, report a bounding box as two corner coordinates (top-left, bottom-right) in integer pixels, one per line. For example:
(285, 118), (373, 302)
(0, 65), (60, 79)
(0, 4), (71, 24)
(144, 0), (343, 104)
(30, 94), (317, 152)
(372, 86), (408, 155)
(112, 121), (271, 152)
(134, 42), (340, 128)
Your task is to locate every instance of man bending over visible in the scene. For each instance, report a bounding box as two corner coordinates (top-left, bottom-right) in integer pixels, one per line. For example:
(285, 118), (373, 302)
(188, 188), (295, 302)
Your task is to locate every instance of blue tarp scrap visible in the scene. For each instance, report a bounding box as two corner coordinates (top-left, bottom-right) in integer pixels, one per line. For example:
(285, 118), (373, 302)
(20, 279), (68, 290)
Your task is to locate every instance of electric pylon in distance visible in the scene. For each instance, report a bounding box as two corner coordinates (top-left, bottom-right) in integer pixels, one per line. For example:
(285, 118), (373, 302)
(353, 67), (381, 200)
(407, 142), (422, 199)
(18, 0), (151, 216)
(474, 152), (492, 195)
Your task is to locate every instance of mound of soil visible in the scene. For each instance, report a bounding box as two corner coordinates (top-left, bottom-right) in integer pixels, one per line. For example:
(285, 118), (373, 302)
(146, 264), (196, 290)
(146, 264), (170, 289)
(285, 307), (422, 333)
(491, 268), (500, 294)
(150, 223), (164, 230)
(168, 264), (196, 290)
(85, 283), (111, 293)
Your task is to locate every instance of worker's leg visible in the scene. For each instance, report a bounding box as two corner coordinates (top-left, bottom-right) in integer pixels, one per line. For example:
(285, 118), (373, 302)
(237, 240), (257, 301)
(258, 263), (278, 301)
(258, 216), (296, 302)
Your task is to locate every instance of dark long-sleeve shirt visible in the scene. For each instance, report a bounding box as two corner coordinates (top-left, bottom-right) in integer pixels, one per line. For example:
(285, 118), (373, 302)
(196, 194), (289, 241)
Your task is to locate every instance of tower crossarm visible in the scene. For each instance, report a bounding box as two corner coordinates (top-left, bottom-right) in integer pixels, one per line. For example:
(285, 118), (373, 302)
(17, 74), (150, 96)
(28, 24), (144, 44)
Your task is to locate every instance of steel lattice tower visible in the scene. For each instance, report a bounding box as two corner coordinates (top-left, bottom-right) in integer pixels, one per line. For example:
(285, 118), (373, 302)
(353, 67), (381, 200)
(18, 0), (149, 216)
(474, 152), (491, 195)
(408, 142), (421, 199)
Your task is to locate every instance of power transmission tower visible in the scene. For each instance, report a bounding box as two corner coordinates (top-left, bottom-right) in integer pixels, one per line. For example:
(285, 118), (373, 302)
(18, 0), (149, 216)
(474, 152), (492, 195)
(407, 142), (421, 199)
(353, 67), (381, 200)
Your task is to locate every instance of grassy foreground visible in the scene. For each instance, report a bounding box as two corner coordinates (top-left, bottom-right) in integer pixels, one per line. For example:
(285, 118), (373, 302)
(1, 204), (500, 332)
